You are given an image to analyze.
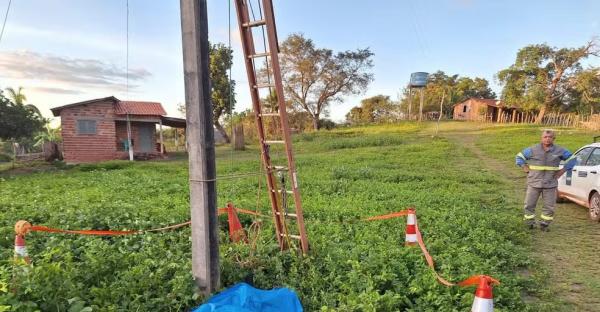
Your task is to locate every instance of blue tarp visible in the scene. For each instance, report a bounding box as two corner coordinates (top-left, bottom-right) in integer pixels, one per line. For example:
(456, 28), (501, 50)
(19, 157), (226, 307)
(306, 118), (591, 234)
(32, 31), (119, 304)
(193, 283), (303, 312)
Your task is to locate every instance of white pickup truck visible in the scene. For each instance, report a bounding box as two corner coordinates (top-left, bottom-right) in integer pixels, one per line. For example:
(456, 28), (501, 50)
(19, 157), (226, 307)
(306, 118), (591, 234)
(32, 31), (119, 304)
(557, 140), (600, 221)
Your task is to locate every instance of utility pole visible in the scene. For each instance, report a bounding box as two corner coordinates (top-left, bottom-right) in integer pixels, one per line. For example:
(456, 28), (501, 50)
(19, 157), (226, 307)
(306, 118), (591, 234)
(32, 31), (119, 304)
(408, 88), (412, 120)
(435, 89), (446, 136)
(419, 88), (424, 122)
(180, 0), (219, 295)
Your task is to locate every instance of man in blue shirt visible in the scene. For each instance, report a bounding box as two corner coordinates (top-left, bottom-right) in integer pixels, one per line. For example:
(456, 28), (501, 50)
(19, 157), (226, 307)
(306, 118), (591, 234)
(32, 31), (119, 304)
(515, 130), (576, 231)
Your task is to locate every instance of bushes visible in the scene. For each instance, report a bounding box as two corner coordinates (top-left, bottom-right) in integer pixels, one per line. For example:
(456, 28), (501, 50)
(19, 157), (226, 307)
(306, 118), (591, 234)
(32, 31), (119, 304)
(1, 124), (542, 310)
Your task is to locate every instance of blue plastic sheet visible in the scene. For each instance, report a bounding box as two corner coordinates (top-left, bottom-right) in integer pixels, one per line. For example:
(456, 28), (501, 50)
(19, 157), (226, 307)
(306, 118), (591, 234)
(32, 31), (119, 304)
(193, 283), (303, 312)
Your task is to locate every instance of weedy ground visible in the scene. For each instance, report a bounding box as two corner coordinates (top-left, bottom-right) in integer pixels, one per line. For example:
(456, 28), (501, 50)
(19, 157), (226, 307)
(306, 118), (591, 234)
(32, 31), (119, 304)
(0, 122), (597, 311)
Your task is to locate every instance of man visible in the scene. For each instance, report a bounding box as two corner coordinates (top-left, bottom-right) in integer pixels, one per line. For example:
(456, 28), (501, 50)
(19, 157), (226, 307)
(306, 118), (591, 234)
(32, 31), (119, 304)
(515, 129), (576, 231)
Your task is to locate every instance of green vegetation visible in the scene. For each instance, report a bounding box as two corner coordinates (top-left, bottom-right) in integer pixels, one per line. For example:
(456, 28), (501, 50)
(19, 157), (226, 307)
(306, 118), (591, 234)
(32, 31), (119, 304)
(472, 124), (600, 311)
(497, 40), (600, 120)
(1, 123), (586, 311)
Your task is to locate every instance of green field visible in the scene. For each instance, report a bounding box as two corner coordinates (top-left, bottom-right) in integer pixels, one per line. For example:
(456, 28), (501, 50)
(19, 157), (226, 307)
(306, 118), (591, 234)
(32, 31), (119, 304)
(1, 122), (598, 311)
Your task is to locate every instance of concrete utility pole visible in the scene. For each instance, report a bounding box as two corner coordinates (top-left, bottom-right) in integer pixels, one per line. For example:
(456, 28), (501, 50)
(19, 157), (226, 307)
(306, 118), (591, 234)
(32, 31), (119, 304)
(408, 88), (412, 120)
(419, 88), (424, 122)
(180, 0), (219, 294)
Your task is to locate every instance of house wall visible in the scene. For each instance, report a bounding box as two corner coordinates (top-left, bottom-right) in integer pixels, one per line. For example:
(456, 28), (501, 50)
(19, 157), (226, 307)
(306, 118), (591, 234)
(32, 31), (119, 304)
(115, 121), (158, 156)
(453, 99), (488, 121)
(60, 100), (118, 163)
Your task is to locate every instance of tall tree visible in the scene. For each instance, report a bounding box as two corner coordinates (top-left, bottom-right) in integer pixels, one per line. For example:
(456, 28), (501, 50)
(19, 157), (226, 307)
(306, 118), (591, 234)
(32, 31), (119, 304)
(280, 33), (374, 130)
(176, 43), (236, 143)
(0, 89), (44, 141)
(209, 43), (235, 143)
(568, 68), (600, 114)
(399, 71), (495, 116)
(346, 95), (396, 124)
(5, 86), (42, 117)
(497, 40), (599, 122)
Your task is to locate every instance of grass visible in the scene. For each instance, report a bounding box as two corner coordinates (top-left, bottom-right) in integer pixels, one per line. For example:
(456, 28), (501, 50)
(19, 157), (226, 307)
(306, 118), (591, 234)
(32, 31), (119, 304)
(1, 122), (590, 311)
(469, 124), (600, 312)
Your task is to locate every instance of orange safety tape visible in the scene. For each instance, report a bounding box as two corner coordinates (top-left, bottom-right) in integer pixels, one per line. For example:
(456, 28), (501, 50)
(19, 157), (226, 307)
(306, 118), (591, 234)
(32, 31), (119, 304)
(364, 209), (501, 288)
(414, 214), (501, 287)
(414, 218), (455, 286)
(30, 225), (138, 236)
(456, 274), (500, 287)
(28, 220), (192, 236)
(26, 206), (262, 237)
(234, 207), (264, 217)
(218, 207), (264, 217)
(143, 221), (191, 232)
(364, 210), (410, 221)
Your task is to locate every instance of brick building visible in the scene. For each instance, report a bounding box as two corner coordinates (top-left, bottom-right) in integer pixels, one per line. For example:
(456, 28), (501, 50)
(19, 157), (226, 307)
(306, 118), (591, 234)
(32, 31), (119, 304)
(452, 98), (520, 122)
(51, 96), (184, 164)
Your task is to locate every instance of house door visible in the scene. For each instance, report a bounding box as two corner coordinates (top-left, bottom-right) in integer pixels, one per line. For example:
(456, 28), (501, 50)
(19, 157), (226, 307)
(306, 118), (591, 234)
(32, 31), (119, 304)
(138, 124), (154, 153)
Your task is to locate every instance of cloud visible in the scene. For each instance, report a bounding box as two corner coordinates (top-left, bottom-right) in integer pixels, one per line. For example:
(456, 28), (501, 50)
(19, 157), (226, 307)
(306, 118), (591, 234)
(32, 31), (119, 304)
(0, 50), (151, 92)
(29, 86), (83, 95)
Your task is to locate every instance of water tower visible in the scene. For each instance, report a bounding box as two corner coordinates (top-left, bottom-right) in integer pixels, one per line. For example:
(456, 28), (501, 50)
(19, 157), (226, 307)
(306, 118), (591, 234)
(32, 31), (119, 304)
(408, 72), (428, 121)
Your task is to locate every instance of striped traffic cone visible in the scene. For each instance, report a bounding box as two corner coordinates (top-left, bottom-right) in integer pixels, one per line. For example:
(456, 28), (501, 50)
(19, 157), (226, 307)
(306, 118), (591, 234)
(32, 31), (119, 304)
(14, 235), (30, 264)
(226, 203), (247, 243)
(14, 220), (31, 264)
(471, 275), (497, 312)
(405, 208), (417, 246)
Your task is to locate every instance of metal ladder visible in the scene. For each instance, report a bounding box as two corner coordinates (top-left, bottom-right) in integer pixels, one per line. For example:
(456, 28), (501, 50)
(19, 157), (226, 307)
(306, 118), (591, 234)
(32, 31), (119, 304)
(233, 0), (309, 253)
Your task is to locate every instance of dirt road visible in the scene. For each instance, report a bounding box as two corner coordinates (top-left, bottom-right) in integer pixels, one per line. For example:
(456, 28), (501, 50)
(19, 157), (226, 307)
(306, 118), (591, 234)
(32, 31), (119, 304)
(437, 125), (600, 311)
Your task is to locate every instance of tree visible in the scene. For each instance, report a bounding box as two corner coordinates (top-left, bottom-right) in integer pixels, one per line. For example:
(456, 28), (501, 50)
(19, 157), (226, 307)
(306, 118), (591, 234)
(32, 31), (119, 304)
(177, 43), (236, 143)
(0, 89), (44, 141)
(34, 125), (62, 147)
(280, 33), (374, 130)
(210, 43), (236, 143)
(346, 95), (396, 124)
(5, 86), (43, 117)
(568, 68), (600, 115)
(398, 71), (495, 116)
(497, 40), (599, 122)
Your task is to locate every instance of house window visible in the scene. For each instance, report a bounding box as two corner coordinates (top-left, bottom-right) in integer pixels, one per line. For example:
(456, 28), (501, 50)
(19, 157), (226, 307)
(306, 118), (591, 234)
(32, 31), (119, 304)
(463, 105), (467, 113)
(77, 120), (97, 134)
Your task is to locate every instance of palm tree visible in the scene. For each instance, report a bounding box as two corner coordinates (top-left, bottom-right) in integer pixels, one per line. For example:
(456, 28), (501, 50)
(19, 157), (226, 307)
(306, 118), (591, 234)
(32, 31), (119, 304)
(34, 125), (62, 147)
(5, 87), (42, 117)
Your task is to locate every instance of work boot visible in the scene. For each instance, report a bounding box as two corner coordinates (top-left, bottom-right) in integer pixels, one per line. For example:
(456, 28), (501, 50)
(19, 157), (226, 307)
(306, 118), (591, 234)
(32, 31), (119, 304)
(540, 224), (550, 232)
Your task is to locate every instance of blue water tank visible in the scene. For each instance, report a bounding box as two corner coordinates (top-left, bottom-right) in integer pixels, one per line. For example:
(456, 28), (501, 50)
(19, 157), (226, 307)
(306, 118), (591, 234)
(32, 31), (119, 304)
(410, 72), (429, 88)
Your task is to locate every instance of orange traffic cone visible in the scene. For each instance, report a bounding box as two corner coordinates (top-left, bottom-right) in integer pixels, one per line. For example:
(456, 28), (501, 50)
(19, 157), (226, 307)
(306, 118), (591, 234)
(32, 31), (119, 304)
(14, 235), (30, 264)
(226, 203), (247, 243)
(14, 220), (31, 264)
(405, 208), (417, 246)
(470, 275), (498, 312)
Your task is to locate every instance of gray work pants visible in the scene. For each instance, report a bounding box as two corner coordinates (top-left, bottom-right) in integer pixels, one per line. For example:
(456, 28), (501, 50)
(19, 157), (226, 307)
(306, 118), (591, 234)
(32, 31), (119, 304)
(523, 186), (556, 226)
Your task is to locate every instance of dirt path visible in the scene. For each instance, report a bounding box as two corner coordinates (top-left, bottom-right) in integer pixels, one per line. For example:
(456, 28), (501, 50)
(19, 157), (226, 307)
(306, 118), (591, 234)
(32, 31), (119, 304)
(434, 125), (600, 311)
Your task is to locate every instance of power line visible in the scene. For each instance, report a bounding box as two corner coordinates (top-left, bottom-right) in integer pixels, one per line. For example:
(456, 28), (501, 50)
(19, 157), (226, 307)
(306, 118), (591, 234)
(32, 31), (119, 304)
(0, 0), (12, 47)
(407, 0), (428, 59)
(126, 0), (129, 99)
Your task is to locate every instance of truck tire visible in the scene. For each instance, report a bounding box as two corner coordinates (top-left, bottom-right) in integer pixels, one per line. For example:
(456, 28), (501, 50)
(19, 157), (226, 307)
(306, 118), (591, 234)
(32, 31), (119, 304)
(556, 192), (566, 203)
(589, 192), (600, 222)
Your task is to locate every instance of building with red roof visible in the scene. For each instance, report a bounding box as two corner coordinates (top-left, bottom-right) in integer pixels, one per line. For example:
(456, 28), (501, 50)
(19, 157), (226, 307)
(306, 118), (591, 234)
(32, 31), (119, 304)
(51, 96), (186, 163)
(452, 98), (521, 122)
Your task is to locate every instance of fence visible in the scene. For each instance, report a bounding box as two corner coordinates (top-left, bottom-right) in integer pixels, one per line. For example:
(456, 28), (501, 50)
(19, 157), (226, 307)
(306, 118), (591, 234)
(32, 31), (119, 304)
(478, 111), (599, 130)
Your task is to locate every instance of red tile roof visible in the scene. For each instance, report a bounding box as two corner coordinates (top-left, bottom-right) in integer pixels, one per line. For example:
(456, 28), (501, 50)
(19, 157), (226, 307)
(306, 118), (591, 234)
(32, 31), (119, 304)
(115, 101), (166, 116)
(453, 97), (507, 108)
(51, 96), (118, 116)
(472, 98), (503, 108)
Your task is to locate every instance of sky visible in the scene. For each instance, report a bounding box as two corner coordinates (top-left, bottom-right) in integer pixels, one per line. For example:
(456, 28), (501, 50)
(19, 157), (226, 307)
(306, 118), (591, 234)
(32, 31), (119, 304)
(0, 0), (599, 124)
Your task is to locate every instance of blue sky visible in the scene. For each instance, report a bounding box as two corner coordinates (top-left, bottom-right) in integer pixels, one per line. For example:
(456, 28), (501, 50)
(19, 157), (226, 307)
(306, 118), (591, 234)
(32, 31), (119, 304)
(0, 0), (598, 122)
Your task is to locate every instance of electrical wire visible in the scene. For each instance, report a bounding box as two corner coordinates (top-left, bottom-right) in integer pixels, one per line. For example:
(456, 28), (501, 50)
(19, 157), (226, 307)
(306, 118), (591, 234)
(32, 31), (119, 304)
(407, 0), (428, 59)
(0, 0), (12, 47)
(126, 0), (129, 99)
